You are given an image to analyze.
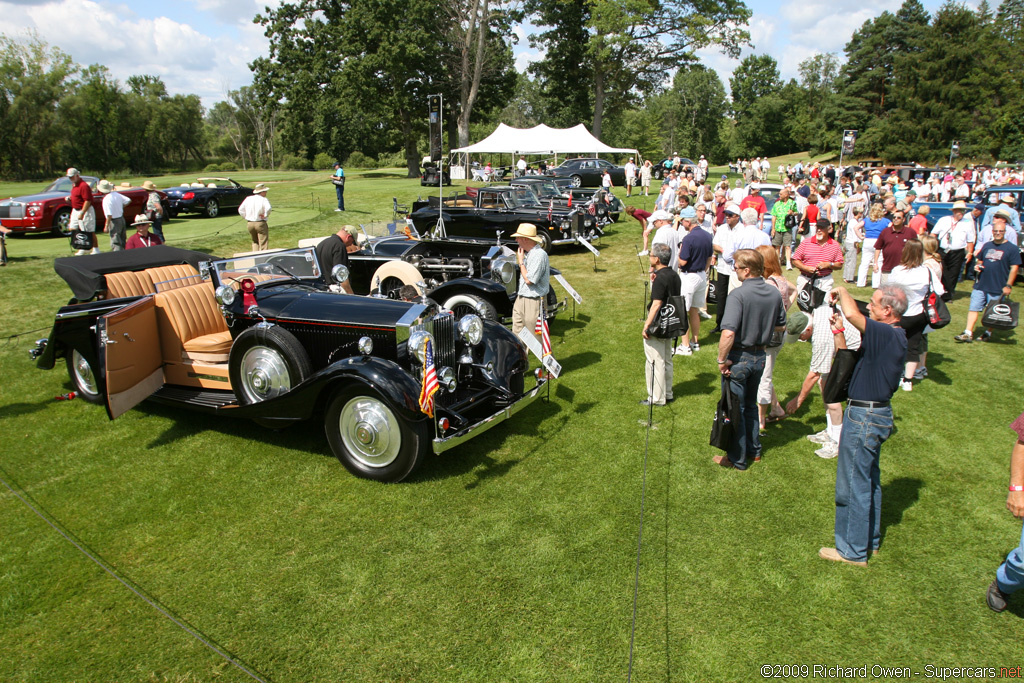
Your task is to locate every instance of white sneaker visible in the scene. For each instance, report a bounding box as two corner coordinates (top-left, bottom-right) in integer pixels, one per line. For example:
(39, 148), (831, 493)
(74, 250), (87, 256)
(334, 208), (343, 212)
(914, 367), (928, 379)
(816, 442), (839, 459)
(786, 263), (792, 270)
(806, 429), (832, 445)
(90, 248), (101, 255)
(690, 341), (700, 351)
(900, 379), (913, 392)
(638, 250), (649, 256)
(674, 344), (692, 356)
(698, 309), (712, 320)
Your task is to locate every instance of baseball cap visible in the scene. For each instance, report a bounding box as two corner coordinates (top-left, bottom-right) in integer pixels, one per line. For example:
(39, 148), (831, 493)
(66, 167), (79, 178)
(679, 207), (697, 220)
(785, 311), (812, 344)
(648, 209), (673, 224)
(723, 203), (742, 216)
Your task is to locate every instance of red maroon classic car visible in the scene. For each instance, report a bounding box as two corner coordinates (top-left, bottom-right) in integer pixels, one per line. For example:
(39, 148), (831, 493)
(0, 176), (165, 236)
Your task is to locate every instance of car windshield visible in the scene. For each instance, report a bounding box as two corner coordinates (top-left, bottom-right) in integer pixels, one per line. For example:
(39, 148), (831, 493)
(522, 180), (561, 197)
(211, 247), (322, 286)
(43, 177), (97, 193)
(506, 187), (540, 207)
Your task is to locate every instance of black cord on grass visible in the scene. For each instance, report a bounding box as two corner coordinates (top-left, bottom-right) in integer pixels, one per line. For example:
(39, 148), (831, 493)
(3, 326), (51, 343)
(0, 470), (270, 683)
(627, 357), (656, 682)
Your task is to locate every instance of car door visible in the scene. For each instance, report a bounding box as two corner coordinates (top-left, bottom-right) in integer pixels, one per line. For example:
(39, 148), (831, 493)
(100, 296), (164, 419)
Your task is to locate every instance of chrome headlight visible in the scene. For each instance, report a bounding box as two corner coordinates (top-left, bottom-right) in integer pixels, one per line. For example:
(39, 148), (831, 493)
(215, 285), (236, 306)
(357, 336), (374, 355)
(408, 330), (433, 363)
(493, 257), (516, 284)
(331, 264), (350, 284)
(561, 220), (571, 229)
(438, 366), (456, 392)
(457, 314), (483, 345)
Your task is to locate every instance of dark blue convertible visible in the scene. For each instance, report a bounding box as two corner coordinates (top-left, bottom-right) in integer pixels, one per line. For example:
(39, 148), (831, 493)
(161, 177), (253, 218)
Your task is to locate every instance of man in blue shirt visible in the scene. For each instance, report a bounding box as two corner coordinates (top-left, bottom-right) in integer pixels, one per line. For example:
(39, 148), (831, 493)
(954, 215), (1022, 343)
(676, 210), (714, 355)
(821, 285), (908, 566)
(331, 162), (346, 211)
(980, 196), (1021, 244)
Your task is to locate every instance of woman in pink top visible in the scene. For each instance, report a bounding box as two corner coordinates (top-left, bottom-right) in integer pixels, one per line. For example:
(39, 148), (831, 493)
(909, 204), (930, 235)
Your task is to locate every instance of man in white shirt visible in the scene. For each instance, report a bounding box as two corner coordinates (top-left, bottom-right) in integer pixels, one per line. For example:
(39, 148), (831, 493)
(624, 158), (637, 196)
(931, 200), (975, 300)
(729, 179), (746, 206)
(97, 179), (132, 251)
(238, 183), (272, 251)
(516, 156), (527, 177)
(649, 210), (681, 274)
(711, 205), (741, 332)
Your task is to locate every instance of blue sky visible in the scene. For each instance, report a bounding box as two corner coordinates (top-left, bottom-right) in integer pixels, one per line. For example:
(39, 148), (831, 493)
(2, 0), (955, 110)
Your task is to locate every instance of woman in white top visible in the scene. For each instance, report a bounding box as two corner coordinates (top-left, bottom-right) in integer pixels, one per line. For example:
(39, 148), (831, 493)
(842, 206), (864, 283)
(655, 183), (675, 212)
(915, 233), (943, 379)
(888, 239), (944, 391)
(640, 160), (653, 196)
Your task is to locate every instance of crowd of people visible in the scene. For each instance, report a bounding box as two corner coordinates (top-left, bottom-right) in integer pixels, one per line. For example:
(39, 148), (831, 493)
(637, 157), (1023, 571)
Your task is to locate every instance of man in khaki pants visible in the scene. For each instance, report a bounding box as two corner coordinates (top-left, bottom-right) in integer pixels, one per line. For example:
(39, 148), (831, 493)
(511, 223), (549, 342)
(238, 183), (272, 251)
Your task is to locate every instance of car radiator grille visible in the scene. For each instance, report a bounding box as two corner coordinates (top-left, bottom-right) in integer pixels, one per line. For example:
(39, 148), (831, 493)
(427, 311), (456, 370)
(0, 203), (24, 219)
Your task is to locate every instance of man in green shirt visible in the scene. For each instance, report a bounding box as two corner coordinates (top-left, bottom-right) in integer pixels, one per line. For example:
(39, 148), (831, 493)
(770, 187), (798, 269)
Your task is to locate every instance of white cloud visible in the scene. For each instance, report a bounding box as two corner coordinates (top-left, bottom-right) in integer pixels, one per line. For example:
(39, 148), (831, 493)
(514, 49), (542, 73)
(0, 0), (268, 108)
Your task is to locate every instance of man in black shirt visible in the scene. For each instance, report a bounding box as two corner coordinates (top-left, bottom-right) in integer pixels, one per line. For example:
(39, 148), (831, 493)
(315, 227), (355, 294)
(714, 249), (787, 469)
(820, 285), (908, 566)
(641, 243), (681, 406)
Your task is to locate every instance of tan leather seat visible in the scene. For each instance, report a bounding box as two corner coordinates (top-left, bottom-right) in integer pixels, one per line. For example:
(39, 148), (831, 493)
(105, 270), (155, 299)
(154, 283), (231, 364)
(146, 264), (201, 292)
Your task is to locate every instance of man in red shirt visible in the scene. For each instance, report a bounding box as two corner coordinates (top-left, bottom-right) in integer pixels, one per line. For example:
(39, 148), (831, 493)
(67, 167), (98, 255)
(872, 210), (915, 284)
(740, 183), (767, 227)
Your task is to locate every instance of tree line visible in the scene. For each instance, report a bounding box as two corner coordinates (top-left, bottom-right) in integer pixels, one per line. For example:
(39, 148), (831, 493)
(2, 0), (1022, 180)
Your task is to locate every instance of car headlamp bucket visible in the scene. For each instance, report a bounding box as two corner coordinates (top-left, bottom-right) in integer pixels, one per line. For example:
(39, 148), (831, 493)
(331, 264), (350, 284)
(358, 336), (374, 356)
(215, 285), (236, 306)
(438, 366), (456, 392)
(409, 330), (433, 363)
(457, 314), (484, 345)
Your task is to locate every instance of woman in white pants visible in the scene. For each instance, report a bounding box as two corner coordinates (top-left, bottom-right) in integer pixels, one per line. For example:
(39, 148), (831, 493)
(856, 202), (890, 288)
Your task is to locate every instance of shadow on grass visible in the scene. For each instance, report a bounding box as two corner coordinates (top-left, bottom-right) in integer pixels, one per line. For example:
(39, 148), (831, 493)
(671, 371), (718, 398)
(0, 462), (273, 682)
(879, 476), (923, 546)
(555, 382), (597, 415)
(924, 351), (954, 386)
(559, 350), (602, 373)
(0, 400), (51, 419)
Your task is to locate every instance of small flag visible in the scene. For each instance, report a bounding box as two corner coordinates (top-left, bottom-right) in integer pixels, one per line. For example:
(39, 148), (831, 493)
(535, 315), (551, 357)
(567, 194), (572, 208)
(547, 199), (553, 222)
(418, 338), (439, 417)
(587, 201), (596, 216)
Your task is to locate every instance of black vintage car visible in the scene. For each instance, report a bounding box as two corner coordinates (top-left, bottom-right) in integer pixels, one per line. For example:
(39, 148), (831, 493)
(31, 246), (546, 482)
(161, 177), (253, 218)
(544, 158), (626, 188)
(329, 234), (567, 321)
(508, 178), (622, 222)
(408, 185), (602, 250)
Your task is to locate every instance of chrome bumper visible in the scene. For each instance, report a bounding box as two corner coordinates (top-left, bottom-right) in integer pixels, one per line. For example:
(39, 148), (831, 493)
(432, 378), (547, 454)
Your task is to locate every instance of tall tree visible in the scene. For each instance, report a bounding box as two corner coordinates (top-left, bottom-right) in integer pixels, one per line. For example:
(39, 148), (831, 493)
(528, 0), (750, 139)
(729, 54), (781, 121)
(659, 65), (727, 161)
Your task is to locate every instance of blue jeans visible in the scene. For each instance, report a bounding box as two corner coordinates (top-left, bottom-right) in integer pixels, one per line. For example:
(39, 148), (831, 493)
(335, 183), (345, 211)
(997, 520), (1024, 595)
(725, 350), (766, 470)
(835, 404), (893, 561)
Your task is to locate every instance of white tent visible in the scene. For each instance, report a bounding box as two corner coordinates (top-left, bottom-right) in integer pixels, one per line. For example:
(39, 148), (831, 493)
(452, 123), (638, 157)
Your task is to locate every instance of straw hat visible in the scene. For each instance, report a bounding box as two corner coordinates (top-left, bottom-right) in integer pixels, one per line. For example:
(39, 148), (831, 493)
(131, 213), (153, 227)
(142, 180), (157, 191)
(254, 183), (269, 194)
(96, 179), (114, 194)
(511, 223), (542, 243)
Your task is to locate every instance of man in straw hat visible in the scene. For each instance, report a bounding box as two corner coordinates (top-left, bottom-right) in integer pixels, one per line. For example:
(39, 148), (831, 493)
(238, 183), (272, 251)
(97, 179), (131, 251)
(511, 223), (550, 342)
(126, 214), (163, 249)
(930, 200), (975, 300)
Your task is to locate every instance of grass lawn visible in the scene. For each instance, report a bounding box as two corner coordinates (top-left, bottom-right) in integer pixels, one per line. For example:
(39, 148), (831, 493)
(2, 172), (1023, 681)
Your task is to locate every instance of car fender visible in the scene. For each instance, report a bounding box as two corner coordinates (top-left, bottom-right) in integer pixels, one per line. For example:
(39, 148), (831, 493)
(430, 278), (512, 315)
(234, 355), (428, 424)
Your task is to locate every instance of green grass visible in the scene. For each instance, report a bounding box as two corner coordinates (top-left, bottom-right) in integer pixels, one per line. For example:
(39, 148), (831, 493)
(2, 174), (1024, 682)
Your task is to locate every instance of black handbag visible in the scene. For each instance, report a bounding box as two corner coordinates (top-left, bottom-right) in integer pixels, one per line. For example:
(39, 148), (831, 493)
(822, 348), (860, 404)
(709, 379), (740, 451)
(647, 295), (689, 338)
(707, 266), (718, 302)
(70, 231), (91, 250)
(981, 295), (1019, 330)
(924, 270), (951, 329)
(796, 276), (827, 313)
(784, 213), (799, 230)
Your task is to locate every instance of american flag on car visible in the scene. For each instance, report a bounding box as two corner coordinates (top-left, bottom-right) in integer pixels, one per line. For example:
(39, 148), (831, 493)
(418, 339), (439, 417)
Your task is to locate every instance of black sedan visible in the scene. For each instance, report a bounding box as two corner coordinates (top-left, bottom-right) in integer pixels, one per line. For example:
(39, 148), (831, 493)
(32, 246), (546, 483)
(544, 158), (626, 188)
(161, 177), (253, 218)
(652, 157), (697, 180)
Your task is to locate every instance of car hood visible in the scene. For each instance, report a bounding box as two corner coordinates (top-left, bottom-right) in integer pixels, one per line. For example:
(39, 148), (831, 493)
(267, 288), (426, 329)
(2, 191), (68, 204)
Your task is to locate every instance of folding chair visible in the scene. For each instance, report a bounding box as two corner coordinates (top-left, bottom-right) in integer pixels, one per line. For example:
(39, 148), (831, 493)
(393, 197), (409, 221)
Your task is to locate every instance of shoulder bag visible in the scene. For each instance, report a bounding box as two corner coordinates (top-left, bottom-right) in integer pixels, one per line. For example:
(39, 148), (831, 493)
(647, 295), (689, 338)
(822, 348), (860, 404)
(796, 275), (827, 313)
(982, 295), (1019, 330)
(709, 378), (740, 451)
(924, 269), (951, 329)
